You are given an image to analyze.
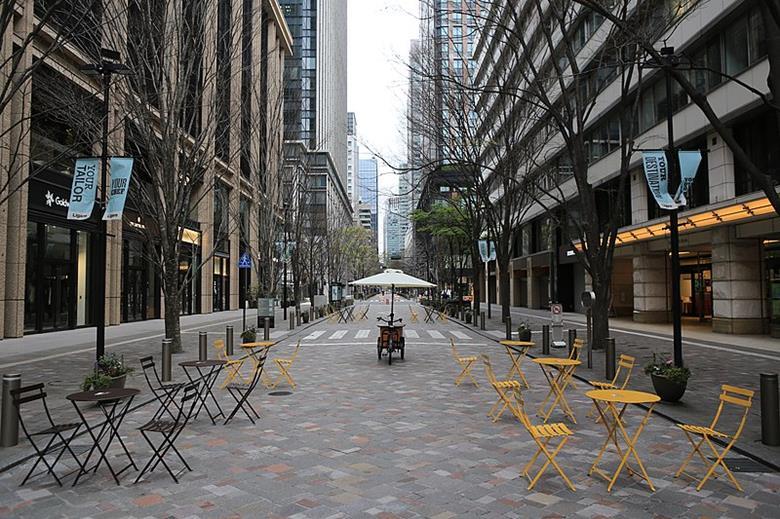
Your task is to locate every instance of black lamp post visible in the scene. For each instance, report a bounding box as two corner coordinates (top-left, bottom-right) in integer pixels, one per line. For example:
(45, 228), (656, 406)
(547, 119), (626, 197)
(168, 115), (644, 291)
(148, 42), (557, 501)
(81, 48), (130, 360)
(661, 46), (684, 368)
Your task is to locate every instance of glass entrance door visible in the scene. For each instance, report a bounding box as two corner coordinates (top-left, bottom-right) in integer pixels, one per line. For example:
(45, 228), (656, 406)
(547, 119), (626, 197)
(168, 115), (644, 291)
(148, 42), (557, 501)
(40, 262), (72, 331)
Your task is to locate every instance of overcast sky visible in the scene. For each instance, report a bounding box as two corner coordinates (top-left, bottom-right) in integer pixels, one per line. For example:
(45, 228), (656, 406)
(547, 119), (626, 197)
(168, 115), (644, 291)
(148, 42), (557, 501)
(348, 0), (419, 254)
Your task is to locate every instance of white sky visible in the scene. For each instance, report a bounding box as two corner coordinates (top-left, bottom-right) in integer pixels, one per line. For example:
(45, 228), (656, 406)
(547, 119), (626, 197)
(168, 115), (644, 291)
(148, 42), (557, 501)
(348, 0), (419, 255)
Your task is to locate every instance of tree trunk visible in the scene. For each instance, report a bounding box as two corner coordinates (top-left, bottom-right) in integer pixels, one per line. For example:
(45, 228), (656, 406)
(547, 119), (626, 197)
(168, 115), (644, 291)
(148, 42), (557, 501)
(162, 264), (183, 353)
(590, 273), (611, 351)
(498, 262), (511, 323)
(472, 252), (481, 319)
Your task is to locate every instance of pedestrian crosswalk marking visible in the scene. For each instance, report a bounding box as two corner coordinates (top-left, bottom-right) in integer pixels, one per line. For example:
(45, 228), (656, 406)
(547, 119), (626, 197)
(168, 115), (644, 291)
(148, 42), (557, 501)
(451, 330), (470, 340)
(330, 330), (348, 340)
(355, 329), (370, 338)
(428, 330), (445, 339)
(304, 330), (325, 341)
(405, 329), (419, 339)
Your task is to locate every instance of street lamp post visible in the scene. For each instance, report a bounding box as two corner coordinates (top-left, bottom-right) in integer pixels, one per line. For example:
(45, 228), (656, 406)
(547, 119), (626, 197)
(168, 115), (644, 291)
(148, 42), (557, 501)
(661, 46), (684, 368)
(81, 49), (130, 360)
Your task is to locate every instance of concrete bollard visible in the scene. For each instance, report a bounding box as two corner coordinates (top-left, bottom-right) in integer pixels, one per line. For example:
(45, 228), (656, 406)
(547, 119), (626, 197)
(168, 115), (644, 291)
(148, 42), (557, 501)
(506, 317), (512, 340)
(226, 325), (234, 356)
(605, 338), (616, 381)
(162, 339), (172, 382)
(542, 325), (550, 355)
(263, 317), (270, 341)
(567, 329), (577, 357)
(480, 311), (486, 331)
(760, 373), (780, 446)
(199, 331), (208, 361)
(1, 374), (21, 447)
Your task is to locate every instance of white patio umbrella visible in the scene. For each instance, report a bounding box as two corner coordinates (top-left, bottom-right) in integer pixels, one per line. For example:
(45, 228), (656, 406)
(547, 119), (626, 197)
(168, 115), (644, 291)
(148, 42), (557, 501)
(350, 269), (436, 325)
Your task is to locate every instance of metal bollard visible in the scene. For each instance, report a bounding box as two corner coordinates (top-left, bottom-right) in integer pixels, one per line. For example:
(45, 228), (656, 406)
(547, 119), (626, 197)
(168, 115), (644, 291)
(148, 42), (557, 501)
(296, 311), (301, 327)
(542, 325), (550, 355)
(760, 373), (780, 446)
(162, 339), (172, 382)
(586, 309), (593, 368)
(506, 317), (512, 340)
(310, 307), (315, 322)
(199, 331), (208, 361)
(226, 325), (234, 356)
(289, 313), (295, 330)
(1, 374), (21, 447)
(480, 311), (486, 330)
(605, 338), (616, 381)
(567, 329), (577, 357)
(264, 317), (270, 341)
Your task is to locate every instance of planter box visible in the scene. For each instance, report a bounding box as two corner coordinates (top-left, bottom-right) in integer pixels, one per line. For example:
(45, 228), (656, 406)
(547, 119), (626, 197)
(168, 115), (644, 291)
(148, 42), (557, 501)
(517, 329), (532, 341)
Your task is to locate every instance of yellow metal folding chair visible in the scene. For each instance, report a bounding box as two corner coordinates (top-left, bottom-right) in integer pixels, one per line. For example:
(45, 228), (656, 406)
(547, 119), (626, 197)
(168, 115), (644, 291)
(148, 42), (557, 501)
(410, 308), (419, 323)
(481, 354), (522, 422)
(675, 385), (754, 492)
(213, 339), (248, 389)
(587, 354), (635, 419)
(438, 310), (448, 323)
(450, 339), (479, 387)
(268, 340), (301, 389)
(503, 386), (576, 491)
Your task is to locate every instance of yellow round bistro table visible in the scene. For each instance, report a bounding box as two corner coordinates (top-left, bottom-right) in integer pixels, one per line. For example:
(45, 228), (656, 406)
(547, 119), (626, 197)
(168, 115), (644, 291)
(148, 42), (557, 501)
(531, 357), (581, 424)
(499, 340), (534, 388)
(586, 389), (661, 492)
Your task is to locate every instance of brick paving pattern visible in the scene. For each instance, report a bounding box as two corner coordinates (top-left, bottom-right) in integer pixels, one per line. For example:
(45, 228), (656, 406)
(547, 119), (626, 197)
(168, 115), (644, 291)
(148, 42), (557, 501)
(0, 301), (778, 517)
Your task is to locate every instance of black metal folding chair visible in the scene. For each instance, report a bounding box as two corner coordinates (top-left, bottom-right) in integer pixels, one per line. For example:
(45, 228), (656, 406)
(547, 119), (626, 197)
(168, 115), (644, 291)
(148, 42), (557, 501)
(224, 350), (268, 425)
(134, 383), (199, 484)
(11, 383), (85, 487)
(140, 356), (184, 421)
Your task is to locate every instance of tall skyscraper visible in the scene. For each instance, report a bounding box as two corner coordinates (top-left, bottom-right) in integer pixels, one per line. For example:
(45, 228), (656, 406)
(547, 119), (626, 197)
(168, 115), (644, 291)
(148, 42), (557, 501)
(384, 197), (403, 262)
(346, 112), (360, 209)
(358, 157), (379, 245)
(279, 0), (350, 223)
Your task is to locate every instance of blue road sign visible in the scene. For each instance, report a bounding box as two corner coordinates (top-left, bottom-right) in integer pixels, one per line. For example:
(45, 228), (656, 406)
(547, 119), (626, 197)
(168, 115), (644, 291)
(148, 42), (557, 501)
(238, 252), (252, 269)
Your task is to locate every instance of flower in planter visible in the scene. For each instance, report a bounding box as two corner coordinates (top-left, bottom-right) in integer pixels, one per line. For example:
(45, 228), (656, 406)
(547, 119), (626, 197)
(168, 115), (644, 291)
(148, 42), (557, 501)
(241, 327), (257, 342)
(82, 353), (134, 391)
(643, 352), (691, 385)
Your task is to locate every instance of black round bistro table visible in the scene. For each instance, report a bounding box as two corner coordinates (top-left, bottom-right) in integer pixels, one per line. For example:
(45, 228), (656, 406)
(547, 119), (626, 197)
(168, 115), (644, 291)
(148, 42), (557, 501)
(179, 360), (227, 425)
(66, 387), (140, 486)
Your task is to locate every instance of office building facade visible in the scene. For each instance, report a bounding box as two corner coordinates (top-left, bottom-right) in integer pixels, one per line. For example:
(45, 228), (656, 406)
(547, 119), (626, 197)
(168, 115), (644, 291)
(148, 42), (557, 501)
(358, 158), (379, 245)
(476, 0), (780, 338)
(0, 0), (291, 338)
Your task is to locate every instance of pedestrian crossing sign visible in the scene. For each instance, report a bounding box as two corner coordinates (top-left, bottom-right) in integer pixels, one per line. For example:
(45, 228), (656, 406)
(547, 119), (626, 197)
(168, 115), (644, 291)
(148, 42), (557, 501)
(238, 252), (252, 269)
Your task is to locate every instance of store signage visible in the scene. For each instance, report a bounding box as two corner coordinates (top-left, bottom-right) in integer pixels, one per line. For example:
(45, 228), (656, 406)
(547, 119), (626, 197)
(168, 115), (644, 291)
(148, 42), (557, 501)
(674, 151), (702, 207)
(103, 157), (134, 220)
(67, 158), (99, 220)
(478, 240), (496, 262)
(641, 151), (677, 210)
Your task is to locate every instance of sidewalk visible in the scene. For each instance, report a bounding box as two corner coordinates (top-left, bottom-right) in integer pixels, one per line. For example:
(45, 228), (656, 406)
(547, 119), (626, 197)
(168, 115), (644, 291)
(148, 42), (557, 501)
(465, 303), (780, 467)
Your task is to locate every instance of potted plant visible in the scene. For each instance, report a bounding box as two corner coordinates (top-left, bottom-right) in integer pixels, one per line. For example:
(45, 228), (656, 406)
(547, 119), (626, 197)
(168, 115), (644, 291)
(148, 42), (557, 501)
(644, 352), (691, 403)
(241, 327), (257, 343)
(465, 310), (473, 324)
(517, 321), (532, 341)
(82, 353), (133, 391)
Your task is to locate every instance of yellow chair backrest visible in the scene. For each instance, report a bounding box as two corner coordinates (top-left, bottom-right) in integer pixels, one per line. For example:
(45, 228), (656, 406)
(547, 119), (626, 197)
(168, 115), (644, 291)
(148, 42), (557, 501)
(481, 354), (498, 386)
(288, 340), (301, 363)
(213, 339), (227, 361)
(505, 387), (534, 431)
(450, 339), (461, 361)
(569, 339), (583, 361)
(614, 354), (636, 389)
(711, 385), (754, 438)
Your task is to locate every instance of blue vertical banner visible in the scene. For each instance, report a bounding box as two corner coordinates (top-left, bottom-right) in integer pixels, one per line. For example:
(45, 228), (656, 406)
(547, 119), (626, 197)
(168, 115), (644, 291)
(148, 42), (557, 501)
(478, 240), (496, 262)
(641, 151), (678, 210)
(67, 158), (99, 220)
(674, 150), (703, 206)
(103, 157), (134, 220)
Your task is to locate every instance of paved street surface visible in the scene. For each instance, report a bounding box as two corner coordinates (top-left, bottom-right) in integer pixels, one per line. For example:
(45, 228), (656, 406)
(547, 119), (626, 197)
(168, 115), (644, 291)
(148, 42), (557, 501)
(0, 300), (779, 517)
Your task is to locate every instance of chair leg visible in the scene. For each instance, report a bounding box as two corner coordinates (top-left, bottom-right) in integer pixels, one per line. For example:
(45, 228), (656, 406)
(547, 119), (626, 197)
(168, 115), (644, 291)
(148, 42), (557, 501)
(698, 437), (742, 492)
